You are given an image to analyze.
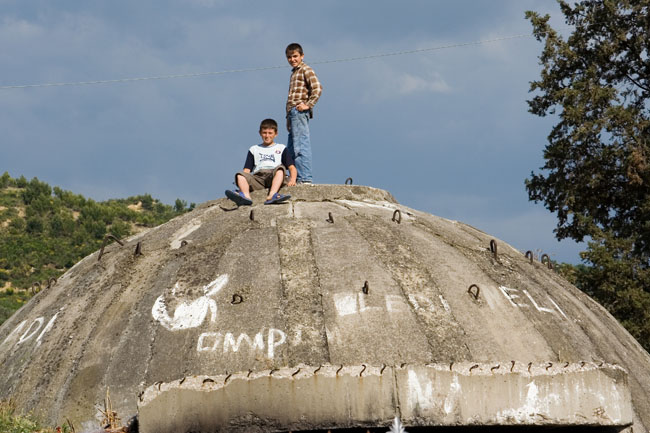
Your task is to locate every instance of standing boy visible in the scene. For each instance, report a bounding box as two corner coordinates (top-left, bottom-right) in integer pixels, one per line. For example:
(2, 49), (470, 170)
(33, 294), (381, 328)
(225, 118), (297, 206)
(285, 43), (322, 184)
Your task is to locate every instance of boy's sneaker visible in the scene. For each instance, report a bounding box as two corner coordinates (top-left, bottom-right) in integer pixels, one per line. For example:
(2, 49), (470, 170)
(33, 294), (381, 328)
(297, 180), (313, 186)
(264, 193), (291, 205)
(225, 190), (252, 206)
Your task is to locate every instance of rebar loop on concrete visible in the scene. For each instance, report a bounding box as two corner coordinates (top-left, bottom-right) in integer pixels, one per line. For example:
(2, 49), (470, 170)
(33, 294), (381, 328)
(359, 364), (367, 377)
(326, 212), (334, 223)
(525, 250), (533, 264)
(467, 284), (480, 300)
(31, 282), (41, 294)
(180, 240), (188, 248)
(134, 241), (144, 257)
(46, 277), (57, 289)
(541, 253), (553, 269)
(249, 210), (255, 221)
(392, 209), (401, 224)
(362, 281), (369, 294)
(489, 239), (498, 260)
(231, 294), (244, 304)
(97, 234), (125, 261)
(345, 177), (353, 185)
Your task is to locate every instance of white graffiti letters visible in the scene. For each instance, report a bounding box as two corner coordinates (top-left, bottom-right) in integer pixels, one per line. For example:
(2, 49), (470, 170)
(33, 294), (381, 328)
(197, 328), (286, 359)
(152, 275), (228, 331)
(1, 310), (61, 350)
(498, 285), (567, 318)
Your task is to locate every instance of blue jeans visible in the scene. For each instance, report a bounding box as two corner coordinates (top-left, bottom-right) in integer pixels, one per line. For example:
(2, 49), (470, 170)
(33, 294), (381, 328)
(287, 107), (312, 182)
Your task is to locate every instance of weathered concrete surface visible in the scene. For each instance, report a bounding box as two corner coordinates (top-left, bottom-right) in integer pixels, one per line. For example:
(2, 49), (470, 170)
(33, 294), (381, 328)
(138, 363), (632, 433)
(0, 184), (649, 432)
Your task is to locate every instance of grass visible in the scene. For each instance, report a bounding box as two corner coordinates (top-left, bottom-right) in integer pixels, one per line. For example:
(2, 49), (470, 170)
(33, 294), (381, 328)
(0, 400), (71, 433)
(0, 289), (32, 327)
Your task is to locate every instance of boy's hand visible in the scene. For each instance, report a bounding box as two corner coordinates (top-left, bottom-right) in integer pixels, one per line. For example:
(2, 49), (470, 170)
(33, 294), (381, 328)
(296, 102), (310, 111)
(287, 178), (296, 187)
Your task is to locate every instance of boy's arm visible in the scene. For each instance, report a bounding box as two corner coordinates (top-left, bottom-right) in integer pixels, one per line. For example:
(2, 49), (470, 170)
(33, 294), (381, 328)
(287, 165), (297, 187)
(304, 67), (322, 109)
(243, 151), (254, 172)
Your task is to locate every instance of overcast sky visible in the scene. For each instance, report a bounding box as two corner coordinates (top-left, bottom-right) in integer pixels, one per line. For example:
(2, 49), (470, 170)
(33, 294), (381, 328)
(1, 1), (586, 263)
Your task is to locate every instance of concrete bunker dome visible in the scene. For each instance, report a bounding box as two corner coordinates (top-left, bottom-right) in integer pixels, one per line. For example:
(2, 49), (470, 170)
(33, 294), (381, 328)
(0, 184), (649, 432)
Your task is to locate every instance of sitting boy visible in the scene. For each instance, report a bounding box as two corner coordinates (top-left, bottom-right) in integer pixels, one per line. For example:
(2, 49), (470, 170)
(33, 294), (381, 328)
(225, 118), (297, 206)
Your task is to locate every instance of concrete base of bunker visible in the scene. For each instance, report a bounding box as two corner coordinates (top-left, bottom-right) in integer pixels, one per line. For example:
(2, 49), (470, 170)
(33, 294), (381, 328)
(138, 363), (632, 433)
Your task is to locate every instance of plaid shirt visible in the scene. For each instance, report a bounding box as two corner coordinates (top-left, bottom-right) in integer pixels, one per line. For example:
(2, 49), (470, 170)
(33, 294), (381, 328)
(286, 62), (322, 112)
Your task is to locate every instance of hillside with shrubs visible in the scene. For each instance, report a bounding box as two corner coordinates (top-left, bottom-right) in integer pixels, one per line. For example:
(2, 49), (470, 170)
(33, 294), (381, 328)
(0, 172), (193, 326)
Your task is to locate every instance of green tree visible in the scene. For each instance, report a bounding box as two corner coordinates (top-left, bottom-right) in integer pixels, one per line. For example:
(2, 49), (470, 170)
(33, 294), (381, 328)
(526, 1), (650, 350)
(0, 172), (10, 189)
(174, 198), (187, 212)
(22, 177), (52, 205)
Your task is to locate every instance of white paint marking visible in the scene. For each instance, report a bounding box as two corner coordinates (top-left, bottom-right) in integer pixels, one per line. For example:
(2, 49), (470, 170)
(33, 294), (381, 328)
(498, 286), (529, 308)
(197, 332), (222, 352)
(547, 296), (568, 320)
(385, 295), (408, 313)
(152, 274), (228, 331)
(36, 310), (61, 347)
(333, 293), (358, 316)
(333, 292), (382, 316)
(443, 374), (461, 414)
(357, 293), (380, 313)
(407, 370), (434, 409)
(524, 290), (555, 314)
(223, 331), (264, 353)
(197, 328), (287, 359)
(1, 320), (27, 348)
(267, 328), (286, 359)
(17, 318), (44, 345)
(170, 219), (202, 249)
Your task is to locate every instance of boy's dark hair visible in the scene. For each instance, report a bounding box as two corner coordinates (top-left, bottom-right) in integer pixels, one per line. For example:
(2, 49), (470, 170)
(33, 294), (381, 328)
(259, 118), (278, 132)
(285, 43), (303, 56)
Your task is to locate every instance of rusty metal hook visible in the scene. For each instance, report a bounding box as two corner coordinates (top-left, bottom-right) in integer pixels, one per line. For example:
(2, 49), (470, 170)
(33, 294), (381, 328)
(46, 277), (57, 289)
(134, 241), (143, 257)
(97, 234), (124, 261)
(345, 177), (353, 185)
(326, 212), (334, 223)
(231, 294), (244, 304)
(469, 364), (479, 373)
(392, 209), (401, 224)
(541, 254), (553, 269)
(467, 284), (480, 300)
(525, 250), (533, 264)
(489, 239), (498, 259)
(362, 281), (369, 294)
(180, 240), (188, 248)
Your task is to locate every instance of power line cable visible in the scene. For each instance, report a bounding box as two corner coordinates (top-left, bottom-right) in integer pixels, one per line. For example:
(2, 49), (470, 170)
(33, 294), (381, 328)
(0, 31), (565, 90)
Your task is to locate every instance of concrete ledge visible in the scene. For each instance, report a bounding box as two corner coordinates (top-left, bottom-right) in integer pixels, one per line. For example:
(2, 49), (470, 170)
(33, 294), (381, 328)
(138, 362), (633, 433)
